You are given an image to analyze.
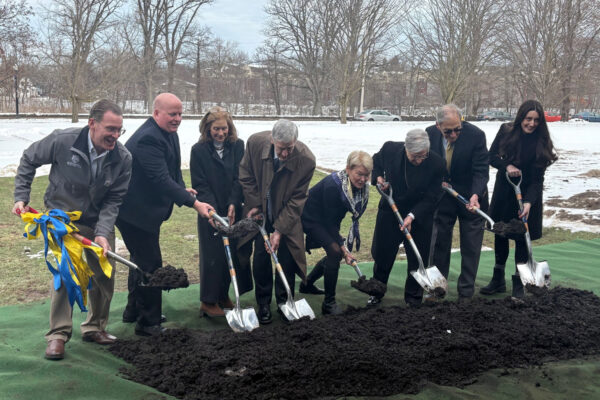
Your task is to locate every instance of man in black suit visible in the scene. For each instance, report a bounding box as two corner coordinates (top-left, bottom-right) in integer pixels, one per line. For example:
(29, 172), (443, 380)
(426, 104), (489, 300)
(368, 129), (445, 307)
(116, 93), (213, 336)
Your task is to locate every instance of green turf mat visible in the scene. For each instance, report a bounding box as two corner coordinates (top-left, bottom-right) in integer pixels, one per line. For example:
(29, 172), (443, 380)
(1, 238), (599, 400)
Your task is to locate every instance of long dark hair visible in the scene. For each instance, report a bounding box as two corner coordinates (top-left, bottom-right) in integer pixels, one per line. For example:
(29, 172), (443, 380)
(499, 99), (558, 168)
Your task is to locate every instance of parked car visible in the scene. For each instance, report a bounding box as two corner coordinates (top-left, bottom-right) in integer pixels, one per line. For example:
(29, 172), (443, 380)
(544, 111), (562, 122)
(355, 109), (402, 121)
(570, 111), (600, 122)
(476, 111), (513, 121)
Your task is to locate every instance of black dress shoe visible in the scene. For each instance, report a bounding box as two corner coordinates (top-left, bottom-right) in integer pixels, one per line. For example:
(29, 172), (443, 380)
(299, 282), (325, 295)
(257, 304), (272, 325)
(135, 324), (167, 337)
(277, 307), (291, 322)
(123, 313), (166, 324)
(366, 296), (382, 306)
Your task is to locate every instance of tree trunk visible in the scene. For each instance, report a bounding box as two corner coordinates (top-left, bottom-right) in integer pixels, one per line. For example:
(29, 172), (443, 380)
(71, 95), (79, 123)
(339, 95), (348, 124)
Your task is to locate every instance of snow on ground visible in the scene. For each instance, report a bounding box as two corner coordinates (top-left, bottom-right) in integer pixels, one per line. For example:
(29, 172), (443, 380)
(1, 118), (599, 232)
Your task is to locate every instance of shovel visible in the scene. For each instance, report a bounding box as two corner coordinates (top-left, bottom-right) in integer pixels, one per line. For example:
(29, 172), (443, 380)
(18, 206), (153, 285)
(376, 184), (448, 297)
(349, 257), (387, 297)
(210, 211), (259, 333)
(441, 184), (526, 239)
(505, 172), (551, 288)
(254, 215), (315, 321)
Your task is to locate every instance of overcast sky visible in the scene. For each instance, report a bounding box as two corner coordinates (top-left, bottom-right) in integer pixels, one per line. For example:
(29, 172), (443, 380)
(29, 0), (270, 56)
(202, 0), (269, 55)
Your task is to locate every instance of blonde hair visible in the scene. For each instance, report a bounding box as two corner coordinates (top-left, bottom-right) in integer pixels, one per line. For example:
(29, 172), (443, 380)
(346, 150), (373, 172)
(198, 106), (238, 143)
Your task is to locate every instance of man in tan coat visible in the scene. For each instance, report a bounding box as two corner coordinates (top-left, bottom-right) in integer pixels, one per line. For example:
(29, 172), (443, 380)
(239, 119), (315, 324)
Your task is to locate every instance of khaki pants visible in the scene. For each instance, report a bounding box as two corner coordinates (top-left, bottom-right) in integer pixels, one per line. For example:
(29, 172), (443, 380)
(45, 225), (116, 342)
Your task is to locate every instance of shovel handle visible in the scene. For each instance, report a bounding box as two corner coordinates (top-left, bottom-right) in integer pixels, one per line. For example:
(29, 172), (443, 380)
(441, 185), (495, 228)
(350, 259), (364, 278)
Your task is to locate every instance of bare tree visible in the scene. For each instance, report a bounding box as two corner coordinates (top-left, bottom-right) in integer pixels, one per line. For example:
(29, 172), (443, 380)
(182, 24), (212, 113)
(265, 0), (341, 115)
(332, 0), (407, 123)
(161, 0), (212, 92)
(408, 0), (506, 104)
(44, 0), (123, 122)
(255, 38), (286, 115)
(0, 0), (36, 112)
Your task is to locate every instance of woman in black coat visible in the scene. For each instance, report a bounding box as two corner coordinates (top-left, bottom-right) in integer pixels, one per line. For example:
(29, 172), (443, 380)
(368, 129), (445, 307)
(480, 100), (557, 297)
(301, 151), (372, 315)
(190, 107), (245, 317)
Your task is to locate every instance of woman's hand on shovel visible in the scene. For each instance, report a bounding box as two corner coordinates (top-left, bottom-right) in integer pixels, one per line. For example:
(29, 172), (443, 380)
(506, 164), (521, 177)
(518, 202), (531, 220)
(94, 236), (112, 256)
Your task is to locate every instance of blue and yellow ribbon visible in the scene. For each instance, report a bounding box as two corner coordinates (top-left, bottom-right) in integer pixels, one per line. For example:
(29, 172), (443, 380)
(20, 209), (112, 312)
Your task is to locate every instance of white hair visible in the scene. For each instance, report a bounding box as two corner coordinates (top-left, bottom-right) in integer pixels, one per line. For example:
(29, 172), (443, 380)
(272, 119), (298, 143)
(405, 129), (430, 153)
(435, 104), (462, 124)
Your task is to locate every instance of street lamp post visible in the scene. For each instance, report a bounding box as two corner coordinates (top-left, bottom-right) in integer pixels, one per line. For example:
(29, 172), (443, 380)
(13, 65), (19, 116)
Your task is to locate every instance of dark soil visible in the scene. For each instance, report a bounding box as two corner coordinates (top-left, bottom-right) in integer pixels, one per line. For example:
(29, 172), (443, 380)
(546, 190), (600, 210)
(350, 276), (387, 297)
(109, 287), (600, 400)
(491, 219), (526, 239)
(214, 218), (259, 238)
(147, 265), (190, 290)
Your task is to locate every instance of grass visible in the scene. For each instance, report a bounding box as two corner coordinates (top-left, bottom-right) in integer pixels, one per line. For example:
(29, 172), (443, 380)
(1, 170), (598, 307)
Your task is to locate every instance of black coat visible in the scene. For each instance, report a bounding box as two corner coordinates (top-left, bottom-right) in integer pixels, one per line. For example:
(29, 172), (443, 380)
(301, 174), (347, 248)
(488, 123), (545, 240)
(426, 121), (489, 210)
(190, 139), (244, 216)
(118, 117), (194, 233)
(372, 141), (445, 220)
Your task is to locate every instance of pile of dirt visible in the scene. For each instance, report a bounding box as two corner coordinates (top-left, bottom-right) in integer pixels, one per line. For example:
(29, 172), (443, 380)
(546, 190), (600, 210)
(147, 265), (189, 289)
(490, 218), (526, 239)
(110, 287), (600, 400)
(350, 275), (387, 297)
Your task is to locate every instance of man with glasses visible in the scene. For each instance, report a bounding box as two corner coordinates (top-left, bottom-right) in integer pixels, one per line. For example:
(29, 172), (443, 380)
(368, 129), (445, 307)
(116, 93), (214, 336)
(13, 99), (132, 359)
(426, 104), (489, 301)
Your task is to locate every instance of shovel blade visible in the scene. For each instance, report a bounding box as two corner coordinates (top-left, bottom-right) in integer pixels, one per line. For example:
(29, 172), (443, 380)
(225, 307), (260, 333)
(279, 298), (315, 321)
(517, 260), (551, 288)
(410, 266), (448, 297)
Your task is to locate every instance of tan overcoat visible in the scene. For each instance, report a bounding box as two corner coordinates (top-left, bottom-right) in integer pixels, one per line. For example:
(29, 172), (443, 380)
(238, 131), (316, 280)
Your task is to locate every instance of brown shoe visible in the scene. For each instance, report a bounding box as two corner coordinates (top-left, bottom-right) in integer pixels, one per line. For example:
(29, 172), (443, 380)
(219, 297), (234, 309)
(200, 302), (225, 317)
(45, 339), (65, 360)
(82, 331), (117, 345)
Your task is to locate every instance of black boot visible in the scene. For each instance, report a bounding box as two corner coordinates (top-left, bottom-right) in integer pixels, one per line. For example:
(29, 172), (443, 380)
(479, 265), (506, 295)
(512, 274), (525, 298)
(300, 257), (325, 295)
(322, 258), (343, 315)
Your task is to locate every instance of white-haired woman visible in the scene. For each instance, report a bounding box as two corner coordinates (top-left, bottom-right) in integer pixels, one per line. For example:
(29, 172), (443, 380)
(301, 151), (373, 315)
(368, 129), (445, 307)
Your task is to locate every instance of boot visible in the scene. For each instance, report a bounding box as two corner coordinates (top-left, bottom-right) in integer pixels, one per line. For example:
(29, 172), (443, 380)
(479, 265), (506, 295)
(512, 274), (525, 298)
(322, 258), (342, 315)
(300, 257), (325, 295)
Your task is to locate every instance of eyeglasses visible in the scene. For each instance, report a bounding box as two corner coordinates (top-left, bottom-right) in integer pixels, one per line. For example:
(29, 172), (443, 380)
(105, 126), (126, 136)
(442, 127), (462, 136)
(408, 152), (429, 161)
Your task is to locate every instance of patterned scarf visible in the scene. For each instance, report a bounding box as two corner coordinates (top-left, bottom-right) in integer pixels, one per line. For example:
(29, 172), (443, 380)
(331, 170), (369, 251)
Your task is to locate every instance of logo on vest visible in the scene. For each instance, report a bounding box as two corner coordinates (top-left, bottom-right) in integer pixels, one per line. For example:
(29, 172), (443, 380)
(67, 154), (82, 168)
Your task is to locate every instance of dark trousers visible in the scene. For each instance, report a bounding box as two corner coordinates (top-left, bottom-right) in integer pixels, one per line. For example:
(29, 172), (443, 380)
(252, 232), (298, 306)
(432, 196), (485, 297)
(494, 235), (528, 269)
(371, 208), (433, 305)
(197, 217), (231, 304)
(305, 224), (344, 303)
(116, 218), (163, 326)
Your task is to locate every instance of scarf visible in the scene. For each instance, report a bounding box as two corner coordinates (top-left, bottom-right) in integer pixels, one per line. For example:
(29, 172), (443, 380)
(331, 170), (369, 251)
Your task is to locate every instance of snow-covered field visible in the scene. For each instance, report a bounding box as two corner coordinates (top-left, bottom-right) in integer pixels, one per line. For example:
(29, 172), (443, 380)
(1, 118), (599, 232)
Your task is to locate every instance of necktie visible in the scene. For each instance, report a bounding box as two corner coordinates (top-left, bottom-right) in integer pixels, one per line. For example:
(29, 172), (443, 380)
(445, 142), (454, 172)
